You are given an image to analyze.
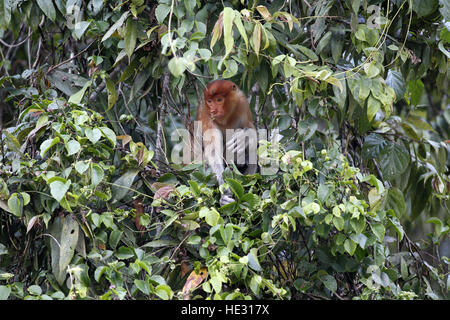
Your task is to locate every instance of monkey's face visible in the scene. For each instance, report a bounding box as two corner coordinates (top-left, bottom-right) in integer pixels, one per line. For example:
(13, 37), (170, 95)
(204, 80), (238, 120)
(206, 95), (226, 119)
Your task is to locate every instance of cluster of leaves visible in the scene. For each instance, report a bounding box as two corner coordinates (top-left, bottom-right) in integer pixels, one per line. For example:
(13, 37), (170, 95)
(0, 0), (449, 300)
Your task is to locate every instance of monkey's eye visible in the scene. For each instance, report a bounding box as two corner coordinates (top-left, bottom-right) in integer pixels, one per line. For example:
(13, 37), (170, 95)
(217, 98), (223, 102)
(207, 99), (212, 103)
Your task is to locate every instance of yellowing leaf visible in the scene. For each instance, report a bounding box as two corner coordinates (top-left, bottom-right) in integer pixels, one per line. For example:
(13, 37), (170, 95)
(182, 267), (208, 300)
(252, 22), (262, 57)
(256, 5), (272, 21)
(210, 11), (223, 49)
(154, 185), (175, 200)
(117, 135), (132, 147)
(283, 12), (295, 32)
(324, 76), (344, 93)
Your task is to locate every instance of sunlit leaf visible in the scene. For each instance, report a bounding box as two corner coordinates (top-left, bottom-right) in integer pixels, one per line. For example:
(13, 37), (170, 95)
(102, 11), (129, 42)
(223, 7), (235, 58)
(37, 0), (56, 22)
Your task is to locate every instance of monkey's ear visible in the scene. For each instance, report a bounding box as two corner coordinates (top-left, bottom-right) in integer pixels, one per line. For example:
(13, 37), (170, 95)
(232, 84), (237, 90)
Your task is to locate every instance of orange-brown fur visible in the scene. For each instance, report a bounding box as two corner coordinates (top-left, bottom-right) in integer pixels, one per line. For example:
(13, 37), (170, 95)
(196, 80), (255, 132)
(194, 80), (257, 206)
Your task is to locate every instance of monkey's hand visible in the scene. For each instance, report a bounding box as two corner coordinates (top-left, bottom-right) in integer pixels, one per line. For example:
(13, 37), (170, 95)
(220, 189), (235, 207)
(226, 128), (256, 155)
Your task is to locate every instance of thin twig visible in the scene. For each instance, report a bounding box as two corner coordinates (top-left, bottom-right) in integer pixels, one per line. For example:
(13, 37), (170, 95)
(0, 30), (32, 48)
(46, 41), (95, 74)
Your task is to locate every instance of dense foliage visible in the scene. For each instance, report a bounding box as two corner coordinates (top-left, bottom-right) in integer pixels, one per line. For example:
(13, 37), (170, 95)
(0, 0), (448, 300)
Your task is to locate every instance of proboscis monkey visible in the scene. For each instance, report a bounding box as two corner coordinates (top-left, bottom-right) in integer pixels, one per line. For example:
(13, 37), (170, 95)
(194, 80), (257, 206)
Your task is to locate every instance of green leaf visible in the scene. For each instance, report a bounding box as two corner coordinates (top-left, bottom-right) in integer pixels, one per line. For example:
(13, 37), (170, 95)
(350, 216), (366, 234)
(205, 208), (220, 227)
(319, 273), (337, 293)
(37, 0), (56, 22)
(223, 7), (234, 58)
(209, 276), (222, 294)
(105, 77), (118, 111)
(226, 178), (244, 200)
(297, 45), (319, 62)
(134, 279), (150, 295)
(0, 243), (7, 255)
(247, 248), (262, 272)
(385, 70), (405, 102)
(8, 193), (24, 218)
(378, 143), (410, 181)
(316, 31), (331, 54)
(440, 0), (450, 20)
(317, 183), (334, 203)
(99, 127), (116, 147)
(412, 0), (439, 17)
(388, 217), (404, 240)
(352, 233), (368, 249)
(73, 21), (91, 40)
(111, 169), (139, 202)
(65, 140), (80, 156)
(297, 118), (318, 141)
(28, 285), (42, 296)
(50, 216), (79, 286)
(249, 274), (261, 295)
(184, 0), (196, 16)
(351, 0), (361, 13)
(438, 40), (450, 59)
(333, 216), (345, 231)
(233, 12), (248, 50)
(115, 246), (134, 260)
(358, 77), (371, 101)
(68, 80), (92, 105)
(364, 61), (380, 78)
(222, 59), (238, 79)
(94, 266), (108, 282)
(367, 95), (382, 122)
(344, 238), (357, 255)
(168, 57), (187, 77)
(40, 137), (60, 158)
(406, 115), (433, 131)
(0, 0), (12, 29)
(220, 224), (234, 245)
(125, 18), (137, 58)
(75, 161), (90, 174)
(199, 207), (219, 227)
(370, 223), (385, 242)
(362, 134), (388, 160)
(385, 188), (406, 218)
(91, 163), (104, 187)
(197, 48), (211, 61)
(401, 123), (420, 141)
(50, 180), (71, 202)
(155, 4), (170, 23)
(109, 230), (123, 250)
(102, 11), (129, 42)
(0, 285), (11, 300)
(141, 239), (178, 248)
(155, 284), (173, 300)
(408, 79), (424, 106)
